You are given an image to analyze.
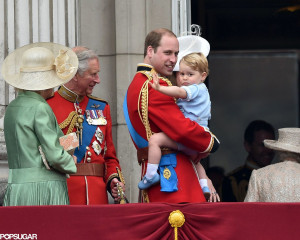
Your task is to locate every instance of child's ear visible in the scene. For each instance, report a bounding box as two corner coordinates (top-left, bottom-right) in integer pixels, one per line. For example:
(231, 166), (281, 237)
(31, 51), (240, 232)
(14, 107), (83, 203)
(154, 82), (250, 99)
(201, 72), (208, 81)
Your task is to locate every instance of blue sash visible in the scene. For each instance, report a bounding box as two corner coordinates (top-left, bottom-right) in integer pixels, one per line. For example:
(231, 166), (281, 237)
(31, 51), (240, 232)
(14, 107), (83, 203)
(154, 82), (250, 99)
(123, 91), (178, 192)
(74, 98), (106, 163)
(123, 92), (148, 149)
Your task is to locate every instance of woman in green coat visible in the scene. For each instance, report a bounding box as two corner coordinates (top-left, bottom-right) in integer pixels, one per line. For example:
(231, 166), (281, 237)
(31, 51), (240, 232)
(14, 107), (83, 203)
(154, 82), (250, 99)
(1, 42), (78, 206)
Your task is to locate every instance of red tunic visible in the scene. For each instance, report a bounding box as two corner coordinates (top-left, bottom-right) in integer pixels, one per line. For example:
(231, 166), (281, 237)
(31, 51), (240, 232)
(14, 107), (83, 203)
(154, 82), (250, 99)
(47, 86), (121, 205)
(126, 64), (215, 203)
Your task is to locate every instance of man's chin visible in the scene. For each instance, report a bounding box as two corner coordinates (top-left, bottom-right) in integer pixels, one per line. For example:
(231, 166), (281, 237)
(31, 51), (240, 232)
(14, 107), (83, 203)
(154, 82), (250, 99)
(164, 70), (174, 76)
(87, 88), (94, 95)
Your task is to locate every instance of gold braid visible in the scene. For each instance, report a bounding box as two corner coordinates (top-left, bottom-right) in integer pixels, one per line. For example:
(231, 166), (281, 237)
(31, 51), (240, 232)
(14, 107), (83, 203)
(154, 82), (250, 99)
(137, 70), (174, 141)
(138, 80), (152, 141)
(58, 111), (78, 134)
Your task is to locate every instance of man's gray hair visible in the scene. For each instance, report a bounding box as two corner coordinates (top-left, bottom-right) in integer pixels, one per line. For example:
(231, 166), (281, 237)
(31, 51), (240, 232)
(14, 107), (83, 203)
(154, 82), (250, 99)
(75, 49), (98, 76)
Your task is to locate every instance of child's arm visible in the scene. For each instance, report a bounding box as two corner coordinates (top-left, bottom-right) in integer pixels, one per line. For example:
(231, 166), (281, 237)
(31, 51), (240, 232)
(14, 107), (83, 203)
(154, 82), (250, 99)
(149, 73), (187, 99)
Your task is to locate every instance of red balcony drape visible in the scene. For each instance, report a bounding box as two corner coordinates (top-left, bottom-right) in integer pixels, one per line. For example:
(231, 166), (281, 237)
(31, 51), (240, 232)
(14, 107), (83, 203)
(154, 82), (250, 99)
(0, 202), (299, 240)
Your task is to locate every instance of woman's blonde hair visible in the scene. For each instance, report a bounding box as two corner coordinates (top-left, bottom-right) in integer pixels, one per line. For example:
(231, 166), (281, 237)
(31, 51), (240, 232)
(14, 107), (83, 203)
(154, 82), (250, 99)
(180, 52), (209, 75)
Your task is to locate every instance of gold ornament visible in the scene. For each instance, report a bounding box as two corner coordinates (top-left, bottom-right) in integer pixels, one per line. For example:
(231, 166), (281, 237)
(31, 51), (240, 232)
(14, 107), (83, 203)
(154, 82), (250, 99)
(169, 210), (185, 240)
(163, 167), (171, 180)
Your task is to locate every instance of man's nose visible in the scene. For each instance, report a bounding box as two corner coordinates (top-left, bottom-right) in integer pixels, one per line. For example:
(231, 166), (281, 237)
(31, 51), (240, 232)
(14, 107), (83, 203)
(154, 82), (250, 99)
(170, 53), (177, 63)
(94, 75), (100, 84)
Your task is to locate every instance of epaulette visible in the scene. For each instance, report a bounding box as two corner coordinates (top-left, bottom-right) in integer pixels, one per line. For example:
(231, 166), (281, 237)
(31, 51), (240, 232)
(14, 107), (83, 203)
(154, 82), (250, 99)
(138, 69), (155, 81)
(88, 95), (108, 104)
(136, 64), (172, 85)
(138, 69), (171, 85)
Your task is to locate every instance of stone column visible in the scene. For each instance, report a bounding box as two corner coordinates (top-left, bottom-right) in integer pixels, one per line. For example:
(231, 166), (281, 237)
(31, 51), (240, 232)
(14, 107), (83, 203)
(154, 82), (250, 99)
(114, 0), (173, 202)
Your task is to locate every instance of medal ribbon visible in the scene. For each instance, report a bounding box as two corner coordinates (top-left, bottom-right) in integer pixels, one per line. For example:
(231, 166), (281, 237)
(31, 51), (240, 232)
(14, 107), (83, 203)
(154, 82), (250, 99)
(74, 98), (106, 163)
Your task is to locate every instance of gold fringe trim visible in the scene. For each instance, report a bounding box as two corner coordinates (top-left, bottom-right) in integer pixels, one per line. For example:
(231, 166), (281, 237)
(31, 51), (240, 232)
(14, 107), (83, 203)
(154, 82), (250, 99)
(142, 190), (150, 203)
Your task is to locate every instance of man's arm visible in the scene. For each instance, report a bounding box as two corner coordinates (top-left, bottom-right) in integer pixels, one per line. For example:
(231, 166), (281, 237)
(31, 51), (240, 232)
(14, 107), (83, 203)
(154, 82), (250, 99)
(149, 73), (187, 99)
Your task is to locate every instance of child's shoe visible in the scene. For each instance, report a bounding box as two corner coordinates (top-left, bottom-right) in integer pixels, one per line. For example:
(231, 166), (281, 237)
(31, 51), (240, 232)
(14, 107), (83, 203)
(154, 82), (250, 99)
(138, 173), (160, 190)
(202, 186), (211, 200)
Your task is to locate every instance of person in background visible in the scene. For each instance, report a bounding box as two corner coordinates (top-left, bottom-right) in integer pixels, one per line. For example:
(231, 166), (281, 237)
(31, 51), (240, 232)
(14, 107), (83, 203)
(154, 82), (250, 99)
(2, 42), (78, 206)
(245, 128), (300, 202)
(221, 120), (275, 202)
(47, 46), (125, 205)
(123, 28), (219, 203)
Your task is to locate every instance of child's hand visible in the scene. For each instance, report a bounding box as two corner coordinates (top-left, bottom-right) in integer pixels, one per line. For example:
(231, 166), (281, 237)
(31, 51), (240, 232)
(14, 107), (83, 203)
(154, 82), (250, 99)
(149, 73), (161, 91)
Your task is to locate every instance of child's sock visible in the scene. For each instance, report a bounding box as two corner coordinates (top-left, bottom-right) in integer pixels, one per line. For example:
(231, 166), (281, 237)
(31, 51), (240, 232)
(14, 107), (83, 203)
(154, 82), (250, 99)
(145, 163), (159, 179)
(199, 179), (208, 188)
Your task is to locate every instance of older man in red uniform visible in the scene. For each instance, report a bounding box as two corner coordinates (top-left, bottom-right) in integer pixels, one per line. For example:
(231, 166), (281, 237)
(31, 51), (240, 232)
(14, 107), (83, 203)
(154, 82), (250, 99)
(48, 47), (125, 205)
(124, 28), (219, 203)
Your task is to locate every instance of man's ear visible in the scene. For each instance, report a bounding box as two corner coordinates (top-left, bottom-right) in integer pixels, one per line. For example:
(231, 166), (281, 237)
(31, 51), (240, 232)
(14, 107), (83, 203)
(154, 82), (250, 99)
(147, 46), (154, 58)
(73, 73), (79, 82)
(244, 141), (251, 153)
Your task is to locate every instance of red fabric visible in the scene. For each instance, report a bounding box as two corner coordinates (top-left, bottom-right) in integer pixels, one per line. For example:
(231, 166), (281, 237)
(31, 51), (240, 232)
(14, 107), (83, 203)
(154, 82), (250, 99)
(47, 92), (121, 205)
(0, 203), (299, 240)
(126, 69), (215, 203)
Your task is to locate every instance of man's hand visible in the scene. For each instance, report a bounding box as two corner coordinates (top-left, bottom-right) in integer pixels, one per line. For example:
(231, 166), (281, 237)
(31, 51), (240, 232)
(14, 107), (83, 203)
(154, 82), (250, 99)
(110, 178), (125, 202)
(207, 178), (220, 202)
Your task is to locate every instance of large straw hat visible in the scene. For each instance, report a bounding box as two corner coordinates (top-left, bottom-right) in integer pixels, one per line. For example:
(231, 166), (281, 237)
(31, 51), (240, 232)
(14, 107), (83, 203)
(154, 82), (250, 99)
(174, 35), (210, 71)
(1, 42), (78, 90)
(264, 128), (300, 154)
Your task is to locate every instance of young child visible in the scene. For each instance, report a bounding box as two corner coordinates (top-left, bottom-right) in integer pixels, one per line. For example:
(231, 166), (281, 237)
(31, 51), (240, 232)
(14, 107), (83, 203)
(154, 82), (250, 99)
(138, 52), (219, 200)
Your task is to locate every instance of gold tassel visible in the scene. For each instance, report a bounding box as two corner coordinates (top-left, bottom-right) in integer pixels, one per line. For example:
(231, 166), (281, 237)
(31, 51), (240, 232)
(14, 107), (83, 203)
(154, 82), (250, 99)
(169, 210), (185, 240)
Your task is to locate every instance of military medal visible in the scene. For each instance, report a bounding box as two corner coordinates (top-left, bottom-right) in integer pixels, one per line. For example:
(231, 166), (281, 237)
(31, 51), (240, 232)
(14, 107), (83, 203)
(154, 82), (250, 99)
(96, 110), (107, 125)
(85, 109), (107, 125)
(92, 140), (102, 155)
(95, 127), (104, 144)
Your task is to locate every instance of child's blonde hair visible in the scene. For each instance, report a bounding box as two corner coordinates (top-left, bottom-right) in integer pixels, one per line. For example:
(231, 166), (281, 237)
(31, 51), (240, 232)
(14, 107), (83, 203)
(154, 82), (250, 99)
(180, 52), (209, 76)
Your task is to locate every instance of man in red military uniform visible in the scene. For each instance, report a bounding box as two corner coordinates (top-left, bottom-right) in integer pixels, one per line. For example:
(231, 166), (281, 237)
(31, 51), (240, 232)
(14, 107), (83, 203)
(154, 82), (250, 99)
(48, 46), (125, 205)
(124, 28), (219, 203)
